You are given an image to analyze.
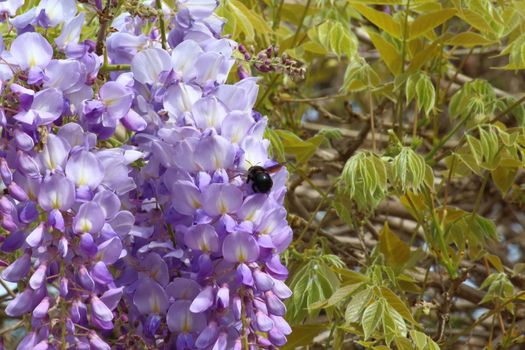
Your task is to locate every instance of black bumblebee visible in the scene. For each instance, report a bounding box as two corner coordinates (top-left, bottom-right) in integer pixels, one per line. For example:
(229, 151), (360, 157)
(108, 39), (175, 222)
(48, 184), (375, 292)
(246, 163), (284, 193)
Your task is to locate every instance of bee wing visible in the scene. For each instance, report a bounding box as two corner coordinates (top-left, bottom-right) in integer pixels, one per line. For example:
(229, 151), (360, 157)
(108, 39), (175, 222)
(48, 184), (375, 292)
(226, 169), (246, 179)
(265, 162), (287, 174)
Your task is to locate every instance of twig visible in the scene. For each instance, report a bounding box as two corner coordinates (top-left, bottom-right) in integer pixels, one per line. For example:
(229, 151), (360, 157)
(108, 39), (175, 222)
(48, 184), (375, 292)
(0, 278), (16, 298)
(394, 0), (411, 137)
(444, 291), (525, 347)
(341, 120), (371, 160)
(369, 91), (376, 152)
(0, 320), (24, 335)
(95, 1), (112, 56)
(425, 114), (469, 162)
(280, 94), (348, 102)
(435, 269), (470, 342)
(490, 94), (525, 123)
(307, 100), (344, 121)
(291, 0), (312, 48)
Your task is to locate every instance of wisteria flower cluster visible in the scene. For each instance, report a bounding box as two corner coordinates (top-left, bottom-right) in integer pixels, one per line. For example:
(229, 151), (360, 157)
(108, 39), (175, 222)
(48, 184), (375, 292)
(0, 0), (292, 349)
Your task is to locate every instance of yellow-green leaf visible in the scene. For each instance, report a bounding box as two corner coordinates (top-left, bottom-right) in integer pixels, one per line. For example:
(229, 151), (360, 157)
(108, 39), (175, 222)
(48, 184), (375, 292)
(378, 222), (411, 267)
(310, 283), (361, 309)
(381, 287), (417, 325)
(345, 288), (373, 323)
(457, 9), (494, 34)
(282, 324), (328, 350)
(410, 330), (428, 349)
(486, 254), (505, 273)
(367, 30), (402, 75)
(332, 267), (369, 284)
(303, 40), (328, 55)
(491, 165), (518, 194)
(275, 130), (320, 163)
(265, 128), (286, 163)
(362, 301), (383, 339)
(407, 38), (443, 73)
(395, 337), (414, 350)
(221, 1), (254, 40)
(446, 32), (497, 47)
(409, 9), (456, 40)
(353, 4), (402, 39)
(349, 0), (435, 4)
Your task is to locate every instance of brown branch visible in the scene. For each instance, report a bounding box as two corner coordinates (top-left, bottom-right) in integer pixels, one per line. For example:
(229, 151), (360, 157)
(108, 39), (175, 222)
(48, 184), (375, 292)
(340, 120), (371, 160)
(95, 2), (111, 56)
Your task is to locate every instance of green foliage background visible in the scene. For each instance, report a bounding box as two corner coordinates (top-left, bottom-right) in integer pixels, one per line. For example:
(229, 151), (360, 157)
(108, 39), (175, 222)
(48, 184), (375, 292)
(221, 0), (525, 349)
(2, 0), (525, 349)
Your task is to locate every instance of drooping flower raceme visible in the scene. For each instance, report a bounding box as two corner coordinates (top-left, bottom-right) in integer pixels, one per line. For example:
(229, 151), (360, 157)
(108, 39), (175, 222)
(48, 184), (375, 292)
(0, 0), (292, 349)
(1, 123), (139, 349)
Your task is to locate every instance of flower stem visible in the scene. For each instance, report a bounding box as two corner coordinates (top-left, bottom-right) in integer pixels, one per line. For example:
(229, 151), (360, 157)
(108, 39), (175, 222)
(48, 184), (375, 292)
(291, 0), (312, 47)
(156, 0), (168, 49)
(425, 114), (469, 162)
(240, 287), (250, 350)
(394, 0), (411, 138)
(100, 64), (131, 73)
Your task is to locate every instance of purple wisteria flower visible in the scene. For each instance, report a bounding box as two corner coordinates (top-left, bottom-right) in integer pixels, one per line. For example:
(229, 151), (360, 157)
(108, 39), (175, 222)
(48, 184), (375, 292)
(0, 0), (292, 349)
(1, 123), (137, 349)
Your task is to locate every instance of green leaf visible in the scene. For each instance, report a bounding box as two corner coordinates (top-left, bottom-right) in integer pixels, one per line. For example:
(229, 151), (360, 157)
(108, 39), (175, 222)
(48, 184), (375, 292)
(395, 336), (415, 350)
(341, 58), (380, 92)
(392, 146), (427, 192)
(498, 32), (525, 70)
(378, 222), (411, 268)
(427, 338), (441, 350)
(446, 32), (497, 47)
(410, 330), (440, 349)
(486, 254), (505, 273)
(503, 96), (525, 126)
(408, 9), (456, 40)
(382, 305), (408, 345)
(448, 79), (497, 121)
(333, 190), (356, 228)
(367, 30), (402, 75)
(330, 22), (358, 57)
(362, 300), (383, 339)
(381, 287), (417, 325)
(353, 4), (402, 39)
(332, 267), (369, 284)
(311, 21), (358, 58)
(345, 288), (373, 323)
(265, 128), (286, 163)
(310, 283), (361, 309)
(229, 0), (271, 37)
(410, 330), (428, 350)
(282, 324), (328, 350)
(303, 40), (329, 54)
(349, 0), (435, 4)
(407, 37), (446, 73)
(341, 151), (388, 211)
(275, 130), (321, 163)
(415, 74), (435, 116)
(471, 215), (498, 241)
(466, 135), (483, 166)
(491, 165), (518, 194)
(222, 0), (255, 40)
(405, 74), (418, 104)
(457, 9), (495, 35)
(490, 166), (518, 194)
